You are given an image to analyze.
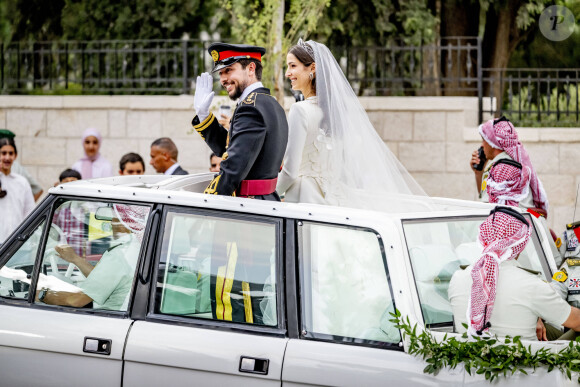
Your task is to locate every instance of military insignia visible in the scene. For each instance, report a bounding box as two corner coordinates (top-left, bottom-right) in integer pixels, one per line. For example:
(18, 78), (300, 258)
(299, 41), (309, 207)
(204, 175), (221, 195)
(567, 258), (580, 267)
(569, 234), (579, 250)
(211, 50), (219, 62)
(242, 92), (256, 105)
(569, 277), (580, 290)
(555, 237), (562, 249)
(481, 180), (487, 193)
(553, 270), (568, 282)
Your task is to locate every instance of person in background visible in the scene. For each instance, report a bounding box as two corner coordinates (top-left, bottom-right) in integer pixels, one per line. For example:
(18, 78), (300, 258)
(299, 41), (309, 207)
(149, 137), (188, 175)
(209, 152), (222, 172)
(0, 129), (43, 201)
(58, 169), (82, 185)
(0, 137), (35, 244)
(119, 152), (145, 175)
(469, 116), (547, 216)
(72, 128), (114, 180)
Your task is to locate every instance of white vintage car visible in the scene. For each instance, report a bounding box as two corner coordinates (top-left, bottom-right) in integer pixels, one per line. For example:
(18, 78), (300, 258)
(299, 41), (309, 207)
(0, 173), (576, 386)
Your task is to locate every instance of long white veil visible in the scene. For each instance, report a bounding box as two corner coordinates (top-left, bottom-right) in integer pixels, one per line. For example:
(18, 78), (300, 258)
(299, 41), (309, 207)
(306, 40), (429, 210)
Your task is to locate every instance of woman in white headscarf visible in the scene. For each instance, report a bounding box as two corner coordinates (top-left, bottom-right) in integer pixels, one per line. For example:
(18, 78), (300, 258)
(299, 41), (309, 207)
(72, 128), (113, 179)
(277, 40), (428, 211)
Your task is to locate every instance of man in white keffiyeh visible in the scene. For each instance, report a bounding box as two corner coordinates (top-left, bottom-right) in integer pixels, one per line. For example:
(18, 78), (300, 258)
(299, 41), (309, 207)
(448, 206), (580, 341)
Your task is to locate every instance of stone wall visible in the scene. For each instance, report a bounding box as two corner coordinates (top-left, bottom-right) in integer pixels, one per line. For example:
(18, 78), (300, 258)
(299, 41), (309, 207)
(0, 95), (578, 233)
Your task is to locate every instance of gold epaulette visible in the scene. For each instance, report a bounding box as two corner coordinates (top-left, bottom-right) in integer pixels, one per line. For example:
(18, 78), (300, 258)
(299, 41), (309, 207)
(241, 92), (257, 106)
(193, 113), (215, 139)
(241, 92), (270, 106)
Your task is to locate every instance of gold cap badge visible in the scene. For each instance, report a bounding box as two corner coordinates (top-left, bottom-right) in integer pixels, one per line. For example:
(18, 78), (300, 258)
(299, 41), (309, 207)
(211, 50), (219, 62)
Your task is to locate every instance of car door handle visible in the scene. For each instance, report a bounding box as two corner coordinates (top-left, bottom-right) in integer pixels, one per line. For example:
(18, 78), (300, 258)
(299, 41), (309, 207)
(239, 356), (269, 375)
(83, 337), (112, 356)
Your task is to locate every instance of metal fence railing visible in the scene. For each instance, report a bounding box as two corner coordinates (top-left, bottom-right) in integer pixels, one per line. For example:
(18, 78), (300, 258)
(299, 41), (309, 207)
(331, 37), (481, 97)
(0, 39), (211, 94)
(0, 38), (578, 126)
(483, 68), (580, 126)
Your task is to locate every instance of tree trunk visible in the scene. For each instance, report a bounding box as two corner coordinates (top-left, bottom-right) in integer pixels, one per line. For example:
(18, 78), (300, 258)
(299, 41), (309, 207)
(272, 0), (285, 105)
(482, 1), (522, 113)
(440, 0), (480, 96)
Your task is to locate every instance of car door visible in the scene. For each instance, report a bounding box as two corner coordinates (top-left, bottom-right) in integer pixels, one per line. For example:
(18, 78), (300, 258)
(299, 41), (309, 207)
(123, 206), (288, 386)
(281, 221), (464, 386)
(0, 197), (153, 387)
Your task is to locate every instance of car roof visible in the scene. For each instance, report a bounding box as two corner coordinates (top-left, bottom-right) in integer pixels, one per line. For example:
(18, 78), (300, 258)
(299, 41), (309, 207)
(48, 173), (499, 227)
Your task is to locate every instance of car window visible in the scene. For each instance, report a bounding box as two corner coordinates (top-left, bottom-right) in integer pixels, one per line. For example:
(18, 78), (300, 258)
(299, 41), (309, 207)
(154, 210), (279, 327)
(33, 199), (150, 312)
(299, 222), (401, 345)
(0, 220), (46, 300)
(403, 215), (548, 327)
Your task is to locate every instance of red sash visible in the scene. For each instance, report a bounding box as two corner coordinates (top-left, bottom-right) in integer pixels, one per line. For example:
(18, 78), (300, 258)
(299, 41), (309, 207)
(237, 178), (278, 197)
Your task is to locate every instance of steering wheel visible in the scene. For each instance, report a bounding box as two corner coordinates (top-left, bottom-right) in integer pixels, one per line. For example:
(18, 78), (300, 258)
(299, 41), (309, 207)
(44, 248), (76, 282)
(48, 223), (67, 246)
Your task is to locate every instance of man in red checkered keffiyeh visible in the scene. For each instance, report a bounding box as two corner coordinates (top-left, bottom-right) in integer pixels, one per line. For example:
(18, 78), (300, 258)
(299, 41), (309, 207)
(487, 159), (531, 207)
(478, 117), (548, 214)
(112, 204), (149, 242)
(467, 207), (531, 336)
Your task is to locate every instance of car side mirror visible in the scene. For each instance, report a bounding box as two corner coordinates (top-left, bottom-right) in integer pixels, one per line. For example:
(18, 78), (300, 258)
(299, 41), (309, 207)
(95, 206), (114, 221)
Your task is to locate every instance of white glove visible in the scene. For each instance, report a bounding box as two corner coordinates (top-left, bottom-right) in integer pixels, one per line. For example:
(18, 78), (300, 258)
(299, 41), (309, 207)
(194, 72), (215, 122)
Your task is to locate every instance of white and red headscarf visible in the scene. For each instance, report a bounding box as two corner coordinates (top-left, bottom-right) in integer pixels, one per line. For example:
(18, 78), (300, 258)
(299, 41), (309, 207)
(487, 159), (531, 207)
(113, 204), (150, 242)
(467, 208), (532, 337)
(79, 128), (102, 179)
(478, 117), (548, 214)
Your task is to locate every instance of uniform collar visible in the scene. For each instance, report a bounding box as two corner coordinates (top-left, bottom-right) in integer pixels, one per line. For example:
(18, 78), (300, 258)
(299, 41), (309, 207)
(238, 82), (264, 104)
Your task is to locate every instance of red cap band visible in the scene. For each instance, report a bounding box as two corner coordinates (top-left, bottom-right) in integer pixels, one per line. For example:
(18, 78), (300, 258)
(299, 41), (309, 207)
(218, 50), (262, 62)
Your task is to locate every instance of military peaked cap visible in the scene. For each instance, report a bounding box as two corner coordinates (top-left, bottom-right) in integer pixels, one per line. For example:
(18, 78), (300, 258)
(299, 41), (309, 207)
(208, 43), (266, 73)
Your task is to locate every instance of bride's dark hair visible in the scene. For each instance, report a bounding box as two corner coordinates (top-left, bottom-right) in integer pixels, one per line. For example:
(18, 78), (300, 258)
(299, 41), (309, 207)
(288, 43), (316, 93)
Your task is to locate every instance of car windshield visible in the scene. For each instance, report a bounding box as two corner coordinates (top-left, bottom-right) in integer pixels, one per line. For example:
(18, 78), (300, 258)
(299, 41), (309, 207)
(402, 214), (550, 328)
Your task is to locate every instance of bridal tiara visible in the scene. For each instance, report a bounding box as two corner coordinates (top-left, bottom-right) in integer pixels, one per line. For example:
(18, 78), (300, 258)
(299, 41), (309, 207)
(298, 38), (315, 60)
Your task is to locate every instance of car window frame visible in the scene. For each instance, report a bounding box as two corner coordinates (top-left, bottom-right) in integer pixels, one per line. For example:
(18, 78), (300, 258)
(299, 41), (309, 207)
(296, 220), (403, 351)
(145, 204), (287, 337)
(15, 195), (155, 317)
(0, 194), (55, 268)
(401, 213), (551, 329)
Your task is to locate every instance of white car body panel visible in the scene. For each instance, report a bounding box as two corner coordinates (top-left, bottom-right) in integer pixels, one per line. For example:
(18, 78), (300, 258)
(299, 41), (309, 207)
(123, 320), (287, 386)
(0, 305), (131, 386)
(282, 339), (463, 386)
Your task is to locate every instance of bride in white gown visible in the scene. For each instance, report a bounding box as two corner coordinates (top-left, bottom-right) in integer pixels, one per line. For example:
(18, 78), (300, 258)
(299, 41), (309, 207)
(277, 39), (428, 210)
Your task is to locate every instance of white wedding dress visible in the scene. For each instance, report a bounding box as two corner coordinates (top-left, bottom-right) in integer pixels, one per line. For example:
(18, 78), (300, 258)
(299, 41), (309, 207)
(277, 96), (344, 205)
(277, 40), (429, 212)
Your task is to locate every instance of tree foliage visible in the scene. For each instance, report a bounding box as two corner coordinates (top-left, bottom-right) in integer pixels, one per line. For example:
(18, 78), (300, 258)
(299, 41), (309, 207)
(219, 0), (329, 98)
(314, 0), (438, 47)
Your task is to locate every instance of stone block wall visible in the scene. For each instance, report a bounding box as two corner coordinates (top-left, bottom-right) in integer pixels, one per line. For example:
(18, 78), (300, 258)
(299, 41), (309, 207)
(0, 95), (578, 234)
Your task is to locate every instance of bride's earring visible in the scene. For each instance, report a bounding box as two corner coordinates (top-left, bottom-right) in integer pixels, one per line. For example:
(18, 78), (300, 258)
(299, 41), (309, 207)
(309, 73), (314, 80)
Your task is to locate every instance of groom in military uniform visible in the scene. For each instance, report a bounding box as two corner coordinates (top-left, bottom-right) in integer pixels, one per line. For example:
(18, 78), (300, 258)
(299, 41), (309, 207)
(191, 43), (288, 201)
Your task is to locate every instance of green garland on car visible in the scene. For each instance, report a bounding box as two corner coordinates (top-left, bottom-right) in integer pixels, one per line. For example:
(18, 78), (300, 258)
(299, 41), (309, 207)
(390, 310), (580, 382)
